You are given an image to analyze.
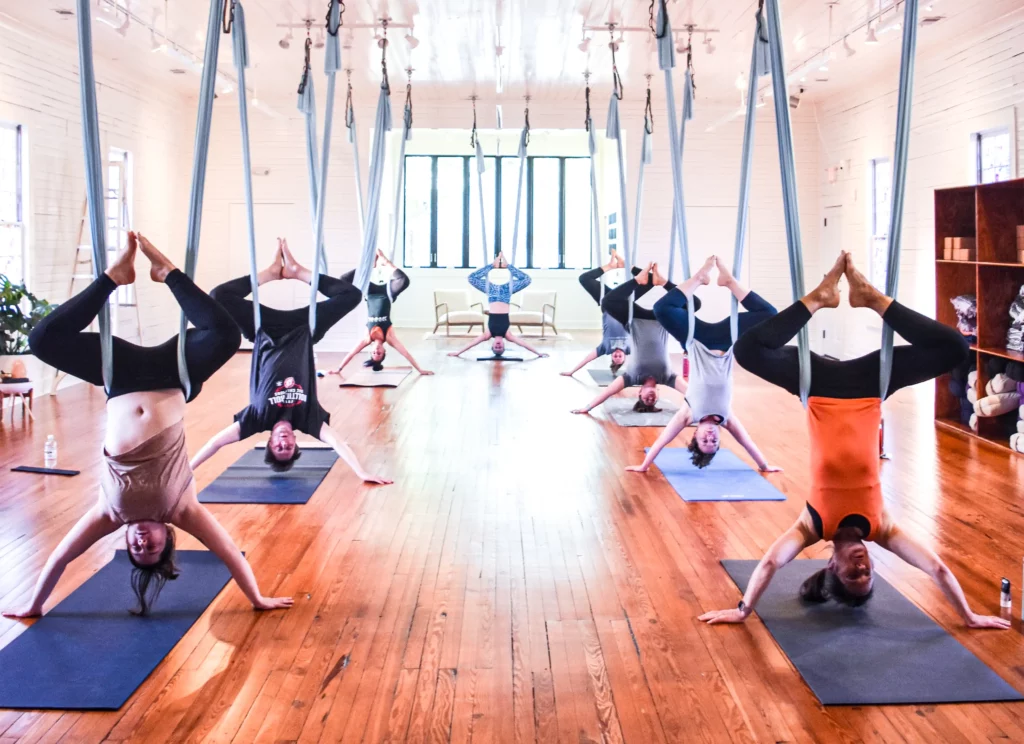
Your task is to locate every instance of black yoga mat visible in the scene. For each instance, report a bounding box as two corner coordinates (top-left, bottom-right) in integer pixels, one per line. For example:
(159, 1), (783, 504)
(11, 465), (80, 477)
(0, 550), (232, 710)
(722, 559), (1023, 705)
(476, 356), (523, 362)
(198, 447), (338, 504)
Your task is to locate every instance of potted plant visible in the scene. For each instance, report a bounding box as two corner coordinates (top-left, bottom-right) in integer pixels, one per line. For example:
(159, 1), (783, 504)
(0, 274), (56, 389)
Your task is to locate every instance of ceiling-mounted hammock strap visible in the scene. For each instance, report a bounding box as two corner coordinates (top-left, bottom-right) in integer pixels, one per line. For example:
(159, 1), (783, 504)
(879, 0), (919, 399)
(345, 69), (366, 240)
(307, 0), (343, 333)
(470, 98), (491, 273)
(584, 76), (605, 303)
(352, 26), (393, 293)
(388, 69), (414, 262)
(229, 1), (263, 335)
(764, 0), (810, 405)
(606, 79), (633, 327)
(297, 37), (327, 275)
(74, 0), (114, 393)
(507, 100), (530, 268)
(729, 0), (771, 345)
(626, 79), (656, 328)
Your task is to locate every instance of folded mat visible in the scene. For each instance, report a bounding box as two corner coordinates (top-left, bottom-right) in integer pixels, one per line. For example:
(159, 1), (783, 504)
(338, 367), (411, 388)
(0, 551), (232, 710)
(476, 356), (523, 362)
(722, 559), (1022, 705)
(198, 447), (338, 504)
(605, 397), (679, 427)
(646, 447), (786, 501)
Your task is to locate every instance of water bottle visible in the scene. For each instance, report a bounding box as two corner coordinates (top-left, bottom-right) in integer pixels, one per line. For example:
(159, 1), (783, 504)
(44, 435), (57, 469)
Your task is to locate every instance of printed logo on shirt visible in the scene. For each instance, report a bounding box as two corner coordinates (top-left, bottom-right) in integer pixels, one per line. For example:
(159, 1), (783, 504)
(268, 377), (307, 407)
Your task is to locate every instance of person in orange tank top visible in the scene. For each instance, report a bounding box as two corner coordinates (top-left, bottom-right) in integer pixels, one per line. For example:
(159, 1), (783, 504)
(698, 253), (1008, 630)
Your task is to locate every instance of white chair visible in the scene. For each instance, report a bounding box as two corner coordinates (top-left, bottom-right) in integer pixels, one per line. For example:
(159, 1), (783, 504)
(433, 290), (486, 335)
(509, 290), (557, 336)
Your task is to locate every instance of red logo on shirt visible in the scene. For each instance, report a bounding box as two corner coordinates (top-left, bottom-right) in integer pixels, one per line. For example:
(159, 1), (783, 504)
(268, 378), (307, 407)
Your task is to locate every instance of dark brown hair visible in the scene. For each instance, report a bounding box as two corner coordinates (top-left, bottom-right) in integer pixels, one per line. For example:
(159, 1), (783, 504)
(265, 440), (302, 472)
(363, 358), (385, 371)
(632, 399), (661, 413)
(799, 567), (873, 607)
(687, 436), (716, 469)
(127, 526), (179, 615)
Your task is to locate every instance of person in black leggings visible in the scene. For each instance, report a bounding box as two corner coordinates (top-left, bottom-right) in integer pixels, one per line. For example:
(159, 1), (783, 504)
(190, 239), (391, 484)
(696, 253), (1004, 630)
(330, 250), (433, 377)
(561, 251), (632, 378)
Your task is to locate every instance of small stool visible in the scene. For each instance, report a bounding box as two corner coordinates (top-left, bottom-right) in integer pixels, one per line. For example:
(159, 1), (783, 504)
(0, 380), (35, 424)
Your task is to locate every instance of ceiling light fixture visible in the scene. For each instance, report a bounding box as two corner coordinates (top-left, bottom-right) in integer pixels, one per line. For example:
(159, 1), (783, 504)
(278, 29), (293, 49)
(843, 35), (855, 57)
(864, 24), (879, 44)
(405, 30), (419, 49)
(96, 0), (130, 36)
(578, 33), (590, 53)
(703, 33), (715, 55)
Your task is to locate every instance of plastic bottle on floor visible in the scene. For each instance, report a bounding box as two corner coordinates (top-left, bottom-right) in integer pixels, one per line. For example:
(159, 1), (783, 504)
(44, 434), (58, 469)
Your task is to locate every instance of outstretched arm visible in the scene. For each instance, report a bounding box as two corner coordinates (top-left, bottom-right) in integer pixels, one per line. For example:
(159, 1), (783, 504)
(331, 337), (373, 375)
(319, 423), (393, 485)
(572, 376), (626, 414)
(2, 504), (120, 617)
(724, 415), (781, 472)
(448, 331), (492, 358)
(699, 515), (816, 624)
(504, 330), (548, 358)
(561, 349), (599, 377)
(174, 502), (293, 611)
(386, 330), (433, 374)
(876, 523), (1010, 629)
(626, 405), (693, 472)
(190, 422), (242, 471)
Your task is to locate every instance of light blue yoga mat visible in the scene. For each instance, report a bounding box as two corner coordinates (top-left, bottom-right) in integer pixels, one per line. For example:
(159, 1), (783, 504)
(646, 447), (786, 502)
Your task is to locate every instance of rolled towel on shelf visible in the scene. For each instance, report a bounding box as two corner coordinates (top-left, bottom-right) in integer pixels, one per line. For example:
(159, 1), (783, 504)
(974, 392), (1021, 417)
(1011, 433), (1024, 454)
(1018, 419), (1024, 435)
(970, 413), (978, 431)
(986, 373), (1018, 396)
(968, 370), (978, 388)
(967, 387), (978, 405)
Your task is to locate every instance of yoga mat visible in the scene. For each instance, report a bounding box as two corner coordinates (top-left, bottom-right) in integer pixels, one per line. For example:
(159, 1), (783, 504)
(198, 447), (338, 504)
(0, 550), (232, 710)
(588, 369), (617, 386)
(722, 559), (1023, 705)
(605, 398), (678, 427)
(11, 466), (80, 477)
(338, 368), (412, 388)
(646, 447), (786, 501)
(476, 356), (524, 362)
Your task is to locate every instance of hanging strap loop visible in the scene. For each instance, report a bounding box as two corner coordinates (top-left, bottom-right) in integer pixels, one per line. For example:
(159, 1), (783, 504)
(470, 96), (479, 148)
(298, 35), (313, 94)
(584, 76), (592, 132)
(643, 76), (654, 135)
(345, 70), (355, 129)
(508, 100), (530, 268)
(379, 20), (391, 95)
(222, 0), (235, 33)
(326, 0), (343, 35)
(609, 26), (624, 100)
(388, 68), (414, 262)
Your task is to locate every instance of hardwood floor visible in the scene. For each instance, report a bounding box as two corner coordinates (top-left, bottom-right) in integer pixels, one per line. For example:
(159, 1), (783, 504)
(2, 329), (1023, 743)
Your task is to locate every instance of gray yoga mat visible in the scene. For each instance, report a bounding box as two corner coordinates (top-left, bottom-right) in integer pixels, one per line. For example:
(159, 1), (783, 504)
(0, 551), (232, 710)
(722, 559), (1023, 705)
(198, 447), (338, 504)
(338, 367), (411, 387)
(605, 397), (679, 427)
(588, 368), (618, 386)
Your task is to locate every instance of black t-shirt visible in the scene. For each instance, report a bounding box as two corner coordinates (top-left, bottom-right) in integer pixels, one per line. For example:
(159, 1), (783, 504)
(234, 325), (330, 439)
(365, 285), (392, 331)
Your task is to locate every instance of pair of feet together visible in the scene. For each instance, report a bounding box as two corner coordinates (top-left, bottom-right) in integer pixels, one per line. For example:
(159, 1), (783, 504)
(105, 232), (177, 286)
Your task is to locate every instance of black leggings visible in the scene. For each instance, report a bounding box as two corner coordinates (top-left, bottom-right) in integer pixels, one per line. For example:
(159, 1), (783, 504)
(341, 267), (410, 302)
(654, 289), (777, 352)
(733, 299), (970, 399)
(210, 274), (361, 344)
(29, 271), (240, 402)
(601, 272), (677, 327)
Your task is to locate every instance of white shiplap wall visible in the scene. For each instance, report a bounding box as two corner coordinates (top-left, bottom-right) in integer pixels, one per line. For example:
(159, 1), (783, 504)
(814, 13), (1024, 359)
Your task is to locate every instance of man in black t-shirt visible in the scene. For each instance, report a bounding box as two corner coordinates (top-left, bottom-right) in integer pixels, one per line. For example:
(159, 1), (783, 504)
(191, 239), (391, 484)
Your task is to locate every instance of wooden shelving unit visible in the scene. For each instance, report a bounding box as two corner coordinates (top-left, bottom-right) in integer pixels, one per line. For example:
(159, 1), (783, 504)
(934, 179), (1024, 453)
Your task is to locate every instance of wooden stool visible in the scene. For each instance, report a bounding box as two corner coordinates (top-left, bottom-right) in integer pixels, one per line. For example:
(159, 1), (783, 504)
(0, 381), (35, 424)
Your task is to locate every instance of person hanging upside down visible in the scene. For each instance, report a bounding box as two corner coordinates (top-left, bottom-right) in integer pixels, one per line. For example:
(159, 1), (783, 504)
(561, 250), (631, 378)
(448, 250), (550, 359)
(190, 239), (391, 484)
(3, 233), (292, 618)
(329, 250), (433, 377)
(571, 262), (688, 414)
(698, 253), (1007, 629)
(626, 255), (781, 473)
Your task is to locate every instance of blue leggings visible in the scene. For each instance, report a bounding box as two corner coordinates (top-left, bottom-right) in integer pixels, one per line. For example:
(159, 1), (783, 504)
(653, 289), (778, 352)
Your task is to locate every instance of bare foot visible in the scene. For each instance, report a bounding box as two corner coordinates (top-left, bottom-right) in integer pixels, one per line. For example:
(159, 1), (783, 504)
(105, 233), (137, 286)
(615, 252), (625, 269)
(280, 238), (307, 280)
(715, 256), (735, 287)
(845, 253), (891, 313)
(802, 252), (846, 312)
(693, 255), (714, 286)
(136, 233), (176, 283)
(651, 263), (667, 287)
(635, 262), (653, 286)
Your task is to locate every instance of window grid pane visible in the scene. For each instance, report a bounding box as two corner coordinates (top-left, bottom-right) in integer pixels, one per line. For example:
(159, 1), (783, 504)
(403, 156), (433, 267)
(870, 158), (892, 292)
(980, 130), (1011, 184)
(435, 157), (466, 269)
(468, 156), (496, 269)
(563, 158), (593, 269)
(531, 158), (561, 269)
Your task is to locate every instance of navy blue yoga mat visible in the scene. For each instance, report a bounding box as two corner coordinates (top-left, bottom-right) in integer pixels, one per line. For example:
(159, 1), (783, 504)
(0, 550), (232, 710)
(199, 447), (338, 504)
(646, 447), (786, 501)
(722, 559), (1023, 705)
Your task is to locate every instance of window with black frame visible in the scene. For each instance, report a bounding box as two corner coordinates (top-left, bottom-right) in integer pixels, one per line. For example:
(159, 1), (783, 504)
(401, 154), (593, 270)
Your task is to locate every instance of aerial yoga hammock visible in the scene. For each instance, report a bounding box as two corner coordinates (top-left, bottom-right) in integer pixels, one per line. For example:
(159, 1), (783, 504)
(628, 0), (780, 472)
(9, 0), (292, 619)
(191, 1), (391, 486)
(449, 99), (549, 360)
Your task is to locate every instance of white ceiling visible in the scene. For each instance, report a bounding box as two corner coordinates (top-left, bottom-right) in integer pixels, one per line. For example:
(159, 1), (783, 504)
(4, 0), (1023, 108)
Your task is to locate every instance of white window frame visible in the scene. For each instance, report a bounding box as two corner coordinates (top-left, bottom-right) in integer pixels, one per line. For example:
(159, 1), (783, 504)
(0, 122), (26, 285)
(965, 108), (1018, 185)
(973, 128), (1012, 185)
(106, 147), (133, 305)
(869, 157), (891, 292)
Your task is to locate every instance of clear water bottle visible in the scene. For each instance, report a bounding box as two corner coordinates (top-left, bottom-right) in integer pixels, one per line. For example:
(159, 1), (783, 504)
(44, 435), (58, 469)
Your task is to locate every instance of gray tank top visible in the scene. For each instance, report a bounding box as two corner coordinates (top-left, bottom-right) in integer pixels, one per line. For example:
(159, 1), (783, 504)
(686, 341), (734, 425)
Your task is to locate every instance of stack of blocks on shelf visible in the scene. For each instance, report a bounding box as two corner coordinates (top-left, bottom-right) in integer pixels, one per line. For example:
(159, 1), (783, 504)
(977, 357), (1024, 449)
(943, 237), (976, 261)
(949, 360), (978, 430)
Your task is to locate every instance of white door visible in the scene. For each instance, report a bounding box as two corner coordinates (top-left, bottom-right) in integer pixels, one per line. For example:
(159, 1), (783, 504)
(817, 206), (844, 358)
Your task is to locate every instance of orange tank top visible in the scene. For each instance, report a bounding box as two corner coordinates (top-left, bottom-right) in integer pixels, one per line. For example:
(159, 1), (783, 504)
(806, 397), (883, 541)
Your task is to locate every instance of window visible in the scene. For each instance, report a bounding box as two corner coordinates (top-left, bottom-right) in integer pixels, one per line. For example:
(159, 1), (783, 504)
(0, 123), (25, 285)
(869, 158), (891, 292)
(106, 148), (133, 305)
(974, 129), (1011, 184)
(402, 154), (592, 269)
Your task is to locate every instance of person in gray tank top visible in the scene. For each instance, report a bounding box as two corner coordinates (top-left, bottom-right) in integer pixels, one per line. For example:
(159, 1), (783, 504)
(626, 256), (782, 474)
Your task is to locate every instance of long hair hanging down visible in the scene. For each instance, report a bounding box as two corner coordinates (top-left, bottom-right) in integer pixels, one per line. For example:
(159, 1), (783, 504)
(127, 526), (180, 615)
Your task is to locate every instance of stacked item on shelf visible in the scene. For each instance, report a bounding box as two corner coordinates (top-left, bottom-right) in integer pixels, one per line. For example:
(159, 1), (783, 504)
(1005, 360), (1024, 453)
(950, 294), (977, 346)
(1007, 284), (1024, 352)
(948, 358), (976, 429)
(975, 357), (1022, 440)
